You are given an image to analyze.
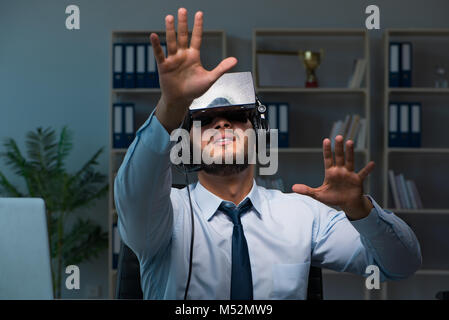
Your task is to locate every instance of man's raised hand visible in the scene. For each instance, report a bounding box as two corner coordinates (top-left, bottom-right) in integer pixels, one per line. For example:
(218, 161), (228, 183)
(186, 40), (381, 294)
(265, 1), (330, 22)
(152, 8), (238, 132)
(292, 135), (375, 220)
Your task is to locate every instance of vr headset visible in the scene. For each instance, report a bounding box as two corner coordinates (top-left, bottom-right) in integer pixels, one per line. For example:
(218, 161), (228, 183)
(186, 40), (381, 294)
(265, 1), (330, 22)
(179, 71), (270, 172)
(182, 71), (269, 133)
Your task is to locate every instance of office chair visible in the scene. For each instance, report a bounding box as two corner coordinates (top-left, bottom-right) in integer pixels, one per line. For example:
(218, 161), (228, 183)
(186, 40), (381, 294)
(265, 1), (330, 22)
(115, 185), (323, 300)
(115, 242), (144, 299)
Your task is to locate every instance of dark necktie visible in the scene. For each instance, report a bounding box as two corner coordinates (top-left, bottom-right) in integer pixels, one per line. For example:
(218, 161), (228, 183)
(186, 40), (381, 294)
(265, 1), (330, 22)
(218, 198), (254, 300)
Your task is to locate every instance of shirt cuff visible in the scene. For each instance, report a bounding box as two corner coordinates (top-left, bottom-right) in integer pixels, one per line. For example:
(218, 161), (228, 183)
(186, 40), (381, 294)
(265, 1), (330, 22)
(137, 109), (175, 155)
(349, 195), (394, 238)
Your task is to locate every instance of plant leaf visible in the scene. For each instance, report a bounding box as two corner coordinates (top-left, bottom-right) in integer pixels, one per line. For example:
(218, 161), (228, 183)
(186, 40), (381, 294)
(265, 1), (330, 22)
(56, 126), (73, 170)
(26, 127), (58, 171)
(0, 171), (23, 197)
(61, 218), (108, 266)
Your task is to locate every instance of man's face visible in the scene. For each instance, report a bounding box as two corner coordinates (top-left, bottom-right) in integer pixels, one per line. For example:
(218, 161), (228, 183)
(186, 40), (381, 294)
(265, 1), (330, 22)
(189, 109), (254, 165)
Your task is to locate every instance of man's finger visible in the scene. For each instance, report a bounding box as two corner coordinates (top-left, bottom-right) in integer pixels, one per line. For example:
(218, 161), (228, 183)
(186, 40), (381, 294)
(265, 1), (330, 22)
(177, 8), (189, 49)
(345, 139), (355, 172)
(190, 11), (203, 50)
(209, 57), (238, 83)
(150, 33), (165, 64)
(334, 135), (345, 166)
(292, 184), (317, 199)
(323, 138), (333, 170)
(165, 14), (177, 56)
(358, 161), (375, 180)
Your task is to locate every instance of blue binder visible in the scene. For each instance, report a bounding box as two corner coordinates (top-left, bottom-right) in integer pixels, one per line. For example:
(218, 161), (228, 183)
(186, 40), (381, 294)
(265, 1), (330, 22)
(278, 103), (289, 148)
(113, 44), (124, 88)
(400, 42), (412, 87)
(124, 44), (136, 88)
(135, 44), (146, 88)
(388, 103), (400, 147)
(389, 42), (401, 87)
(145, 43), (158, 88)
(410, 102), (421, 147)
(113, 103), (135, 148)
(123, 103), (135, 147)
(398, 103), (410, 147)
(113, 103), (125, 148)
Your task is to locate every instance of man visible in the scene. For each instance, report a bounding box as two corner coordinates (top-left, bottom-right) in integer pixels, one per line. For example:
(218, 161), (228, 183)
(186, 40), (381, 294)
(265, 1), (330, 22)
(114, 8), (422, 299)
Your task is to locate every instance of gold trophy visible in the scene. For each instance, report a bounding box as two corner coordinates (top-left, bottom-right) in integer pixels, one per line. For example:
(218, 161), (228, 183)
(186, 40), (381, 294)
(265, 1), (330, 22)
(298, 49), (324, 88)
(256, 49), (325, 88)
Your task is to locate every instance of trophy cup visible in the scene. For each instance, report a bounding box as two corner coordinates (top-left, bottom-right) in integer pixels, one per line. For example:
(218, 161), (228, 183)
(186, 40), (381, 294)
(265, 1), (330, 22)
(298, 49), (324, 88)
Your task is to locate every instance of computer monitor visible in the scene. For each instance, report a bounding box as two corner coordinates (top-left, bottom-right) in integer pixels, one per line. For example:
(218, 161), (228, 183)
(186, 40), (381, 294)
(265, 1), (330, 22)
(0, 198), (53, 299)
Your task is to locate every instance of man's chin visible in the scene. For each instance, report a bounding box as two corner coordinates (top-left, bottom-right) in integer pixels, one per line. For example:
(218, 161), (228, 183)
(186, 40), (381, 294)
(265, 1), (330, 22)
(201, 163), (250, 176)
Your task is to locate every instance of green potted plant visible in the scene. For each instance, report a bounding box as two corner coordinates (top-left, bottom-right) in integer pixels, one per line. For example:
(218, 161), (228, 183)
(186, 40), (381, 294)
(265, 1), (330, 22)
(0, 127), (108, 298)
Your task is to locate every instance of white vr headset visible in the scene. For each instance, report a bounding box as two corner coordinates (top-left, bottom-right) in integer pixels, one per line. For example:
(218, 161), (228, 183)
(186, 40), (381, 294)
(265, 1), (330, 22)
(188, 72), (258, 114)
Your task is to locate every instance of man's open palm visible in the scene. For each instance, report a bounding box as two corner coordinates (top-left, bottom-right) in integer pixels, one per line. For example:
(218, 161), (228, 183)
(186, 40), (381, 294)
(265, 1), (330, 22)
(292, 135), (375, 209)
(150, 8), (237, 108)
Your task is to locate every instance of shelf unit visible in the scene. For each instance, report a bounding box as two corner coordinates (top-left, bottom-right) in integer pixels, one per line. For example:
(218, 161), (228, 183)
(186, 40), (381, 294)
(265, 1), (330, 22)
(253, 29), (372, 299)
(105, 28), (449, 300)
(108, 30), (227, 298)
(382, 29), (449, 300)
(323, 268), (449, 276)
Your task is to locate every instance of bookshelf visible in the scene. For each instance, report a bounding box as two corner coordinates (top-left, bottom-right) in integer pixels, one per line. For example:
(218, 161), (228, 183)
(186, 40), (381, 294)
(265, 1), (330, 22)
(382, 29), (449, 299)
(108, 30), (227, 298)
(253, 29), (372, 299)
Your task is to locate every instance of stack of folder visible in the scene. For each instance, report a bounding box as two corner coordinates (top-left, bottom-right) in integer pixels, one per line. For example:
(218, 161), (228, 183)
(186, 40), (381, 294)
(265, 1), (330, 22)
(329, 114), (366, 151)
(113, 103), (135, 149)
(113, 42), (166, 88)
(267, 103), (289, 148)
(388, 102), (421, 147)
(389, 42), (413, 87)
(388, 170), (423, 210)
(347, 58), (367, 89)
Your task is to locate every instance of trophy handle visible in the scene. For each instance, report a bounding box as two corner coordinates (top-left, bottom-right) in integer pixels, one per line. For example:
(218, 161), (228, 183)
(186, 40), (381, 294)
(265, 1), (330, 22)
(320, 48), (325, 60)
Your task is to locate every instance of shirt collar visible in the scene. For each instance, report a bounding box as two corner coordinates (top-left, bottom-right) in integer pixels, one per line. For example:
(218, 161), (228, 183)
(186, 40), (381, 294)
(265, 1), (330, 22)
(193, 179), (264, 221)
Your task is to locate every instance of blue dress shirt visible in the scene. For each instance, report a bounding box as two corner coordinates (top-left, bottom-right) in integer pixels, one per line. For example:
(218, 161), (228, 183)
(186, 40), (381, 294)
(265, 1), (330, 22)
(114, 111), (422, 300)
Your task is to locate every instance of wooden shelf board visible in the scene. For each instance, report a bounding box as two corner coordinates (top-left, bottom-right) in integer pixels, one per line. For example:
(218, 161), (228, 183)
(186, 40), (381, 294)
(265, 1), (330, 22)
(112, 30), (224, 37)
(388, 208), (449, 214)
(387, 148), (449, 154)
(257, 87), (367, 94)
(113, 88), (161, 94)
(387, 28), (449, 36)
(279, 148), (367, 153)
(110, 147), (368, 154)
(254, 28), (366, 37)
(113, 148), (367, 155)
(388, 88), (449, 94)
(323, 269), (449, 276)
(413, 269), (449, 276)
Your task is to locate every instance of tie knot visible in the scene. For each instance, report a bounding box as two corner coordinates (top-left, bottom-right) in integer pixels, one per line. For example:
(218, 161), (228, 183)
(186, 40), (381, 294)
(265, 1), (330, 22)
(219, 198), (253, 225)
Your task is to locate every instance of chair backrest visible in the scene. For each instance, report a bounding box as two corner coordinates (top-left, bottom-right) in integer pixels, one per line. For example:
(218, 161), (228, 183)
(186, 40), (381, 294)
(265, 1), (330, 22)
(307, 266), (323, 300)
(115, 242), (143, 299)
(115, 243), (323, 299)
